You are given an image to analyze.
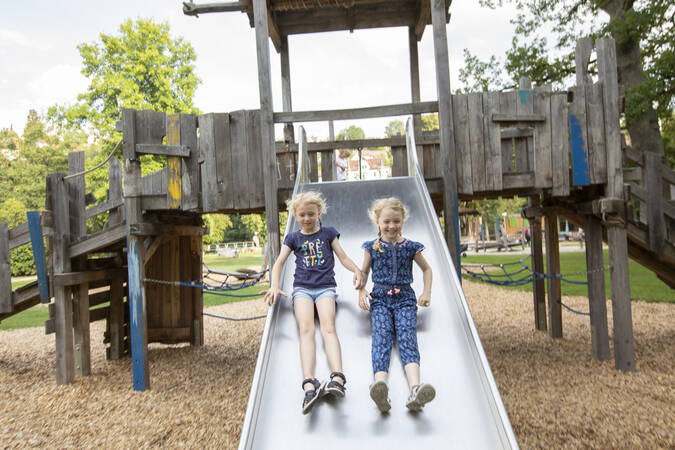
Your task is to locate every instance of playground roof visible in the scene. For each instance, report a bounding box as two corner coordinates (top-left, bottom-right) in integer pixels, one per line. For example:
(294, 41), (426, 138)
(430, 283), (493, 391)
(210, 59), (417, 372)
(184, 0), (452, 44)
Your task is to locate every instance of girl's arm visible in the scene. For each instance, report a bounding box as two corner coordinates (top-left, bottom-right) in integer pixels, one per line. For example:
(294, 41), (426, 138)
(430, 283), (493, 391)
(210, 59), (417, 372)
(264, 245), (292, 305)
(331, 238), (364, 289)
(414, 252), (432, 307)
(358, 250), (372, 311)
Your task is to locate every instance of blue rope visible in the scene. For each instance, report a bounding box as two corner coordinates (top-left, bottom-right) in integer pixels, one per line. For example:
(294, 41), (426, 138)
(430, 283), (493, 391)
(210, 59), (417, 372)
(461, 259), (592, 287)
(557, 301), (590, 316)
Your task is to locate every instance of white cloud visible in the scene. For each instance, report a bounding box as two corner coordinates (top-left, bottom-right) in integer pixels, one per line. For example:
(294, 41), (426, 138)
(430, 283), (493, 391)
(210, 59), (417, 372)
(0, 29), (49, 51)
(26, 64), (87, 104)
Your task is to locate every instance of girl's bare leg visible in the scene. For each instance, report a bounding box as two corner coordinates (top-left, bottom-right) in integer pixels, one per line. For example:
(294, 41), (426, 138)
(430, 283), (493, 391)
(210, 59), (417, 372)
(404, 362), (420, 390)
(374, 371), (388, 383)
(294, 297), (316, 390)
(315, 297), (342, 377)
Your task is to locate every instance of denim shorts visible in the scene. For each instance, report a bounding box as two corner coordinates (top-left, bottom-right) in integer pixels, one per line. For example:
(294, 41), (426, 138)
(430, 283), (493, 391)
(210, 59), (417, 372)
(291, 286), (338, 305)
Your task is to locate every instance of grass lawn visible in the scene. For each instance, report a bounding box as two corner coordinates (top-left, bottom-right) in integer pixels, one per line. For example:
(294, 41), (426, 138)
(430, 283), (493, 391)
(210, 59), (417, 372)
(462, 250), (674, 303)
(1, 253), (269, 331)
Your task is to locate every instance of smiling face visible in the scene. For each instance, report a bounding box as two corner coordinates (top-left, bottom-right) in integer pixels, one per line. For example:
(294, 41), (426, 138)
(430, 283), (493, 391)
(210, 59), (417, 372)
(377, 207), (404, 242)
(294, 202), (320, 234)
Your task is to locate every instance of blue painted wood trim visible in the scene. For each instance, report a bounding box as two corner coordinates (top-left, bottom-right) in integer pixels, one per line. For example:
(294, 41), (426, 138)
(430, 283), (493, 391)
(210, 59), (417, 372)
(569, 114), (591, 186)
(26, 211), (49, 303)
(127, 237), (148, 391)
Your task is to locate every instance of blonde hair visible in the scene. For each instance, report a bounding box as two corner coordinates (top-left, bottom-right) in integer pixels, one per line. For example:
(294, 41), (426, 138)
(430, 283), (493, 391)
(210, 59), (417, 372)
(369, 197), (408, 252)
(287, 191), (327, 217)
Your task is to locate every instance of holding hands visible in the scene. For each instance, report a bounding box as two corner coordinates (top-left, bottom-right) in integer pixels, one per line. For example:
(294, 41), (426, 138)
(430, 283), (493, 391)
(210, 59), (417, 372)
(353, 270), (365, 290)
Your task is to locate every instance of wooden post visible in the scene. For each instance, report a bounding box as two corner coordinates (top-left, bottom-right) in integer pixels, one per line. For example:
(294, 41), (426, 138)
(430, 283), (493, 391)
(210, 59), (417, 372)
(166, 114), (182, 209)
(123, 109), (150, 390)
(108, 157), (123, 227)
(108, 277), (125, 359)
(191, 234), (203, 346)
(280, 35), (296, 184)
(0, 222), (10, 314)
(253, 0), (280, 262)
(528, 203), (546, 331)
(68, 152), (90, 377)
(329, 121), (337, 181)
(584, 215), (610, 360)
(408, 26), (423, 170)
(430, 0), (460, 272)
(597, 37), (635, 371)
(544, 211), (562, 338)
(48, 174), (75, 385)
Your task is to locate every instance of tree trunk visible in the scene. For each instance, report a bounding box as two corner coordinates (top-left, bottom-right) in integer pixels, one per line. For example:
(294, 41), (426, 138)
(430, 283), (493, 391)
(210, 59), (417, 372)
(599, 0), (664, 156)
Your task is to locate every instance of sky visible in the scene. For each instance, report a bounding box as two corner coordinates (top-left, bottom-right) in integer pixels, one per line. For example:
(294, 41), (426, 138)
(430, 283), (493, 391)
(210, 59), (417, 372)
(0, 1), (520, 140)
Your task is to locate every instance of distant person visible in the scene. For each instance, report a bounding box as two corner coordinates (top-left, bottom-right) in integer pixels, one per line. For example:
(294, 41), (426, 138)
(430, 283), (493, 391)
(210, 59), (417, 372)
(578, 227), (584, 248)
(336, 150), (349, 181)
(524, 226), (531, 247)
(358, 197), (435, 413)
(265, 191), (364, 414)
(252, 232), (260, 248)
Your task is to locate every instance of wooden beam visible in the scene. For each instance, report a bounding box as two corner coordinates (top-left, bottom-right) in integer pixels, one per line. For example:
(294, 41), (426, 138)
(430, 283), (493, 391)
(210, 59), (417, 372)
(584, 215), (610, 360)
(48, 174), (75, 385)
(54, 268), (128, 286)
(544, 211), (562, 338)
(135, 144), (190, 158)
(68, 224), (126, 258)
(409, 26), (423, 171)
(431, 0), (459, 271)
(267, 9), (282, 53)
(253, 0), (281, 262)
(0, 222), (10, 314)
(492, 113), (546, 123)
(85, 198), (124, 220)
(597, 37), (635, 372)
(273, 101), (439, 123)
(129, 223), (206, 236)
(414, 0), (430, 40)
(182, 1), (248, 15)
(123, 108), (150, 391)
(529, 196), (546, 331)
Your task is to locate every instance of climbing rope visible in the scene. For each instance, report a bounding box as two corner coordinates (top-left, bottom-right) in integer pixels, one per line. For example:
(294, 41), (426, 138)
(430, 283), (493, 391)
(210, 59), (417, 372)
(203, 312), (267, 321)
(63, 139), (123, 180)
(142, 266), (268, 298)
(461, 259), (611, 315)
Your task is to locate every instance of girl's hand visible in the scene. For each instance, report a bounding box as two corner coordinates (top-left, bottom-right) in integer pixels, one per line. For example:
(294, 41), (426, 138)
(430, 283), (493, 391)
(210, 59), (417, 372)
(418, 292), (431, 307)
(353, 270), (365, 290)
(358, 289), (371, 311)
(264, 287), (287, 306)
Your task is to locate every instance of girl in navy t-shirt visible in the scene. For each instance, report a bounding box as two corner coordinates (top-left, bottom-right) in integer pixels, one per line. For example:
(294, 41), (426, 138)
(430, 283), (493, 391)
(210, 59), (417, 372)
(265, 191), (364, 414)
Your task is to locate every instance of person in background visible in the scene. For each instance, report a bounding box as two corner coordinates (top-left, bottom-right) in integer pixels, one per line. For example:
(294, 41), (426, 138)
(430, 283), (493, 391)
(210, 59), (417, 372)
(336, 150), (349, 181)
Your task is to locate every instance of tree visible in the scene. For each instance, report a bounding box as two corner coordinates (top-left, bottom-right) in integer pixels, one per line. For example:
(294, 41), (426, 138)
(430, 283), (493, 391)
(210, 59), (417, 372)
(203, 214), (232, 245)
(473, 0), (672, 161)
(336, 125), (366, 141)
(49, 18), (200, 139)
(421, 114), (439, 131)
(384, 120), (405, 137)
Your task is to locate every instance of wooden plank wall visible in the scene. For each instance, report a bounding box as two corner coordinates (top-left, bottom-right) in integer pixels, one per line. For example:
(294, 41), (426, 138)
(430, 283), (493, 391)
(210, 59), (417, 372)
(199, 110), (265, 212)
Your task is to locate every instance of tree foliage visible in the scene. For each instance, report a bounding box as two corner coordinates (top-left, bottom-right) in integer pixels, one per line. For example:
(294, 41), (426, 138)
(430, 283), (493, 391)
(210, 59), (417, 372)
(49, 18), (200, 139)
(384, 120), (405, 137)
(336, 125), (366, 141)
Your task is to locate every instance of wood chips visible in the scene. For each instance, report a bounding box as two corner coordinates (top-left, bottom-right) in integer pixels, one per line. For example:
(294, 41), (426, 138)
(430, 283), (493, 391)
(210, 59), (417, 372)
(0, 282), (673, 449)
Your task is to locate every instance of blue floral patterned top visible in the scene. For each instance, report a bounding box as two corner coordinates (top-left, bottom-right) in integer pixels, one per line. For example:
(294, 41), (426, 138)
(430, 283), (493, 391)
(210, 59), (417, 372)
(362, 238), (425, 287)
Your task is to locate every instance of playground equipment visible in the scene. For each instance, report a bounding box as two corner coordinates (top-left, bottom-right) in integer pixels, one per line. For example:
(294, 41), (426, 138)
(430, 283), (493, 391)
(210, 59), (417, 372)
(238, 123), (518, 449)
(0, 1), (672, 398)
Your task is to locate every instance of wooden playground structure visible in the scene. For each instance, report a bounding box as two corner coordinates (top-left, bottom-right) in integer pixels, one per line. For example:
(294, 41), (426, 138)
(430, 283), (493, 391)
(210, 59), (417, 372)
(1, 0), (673, 391)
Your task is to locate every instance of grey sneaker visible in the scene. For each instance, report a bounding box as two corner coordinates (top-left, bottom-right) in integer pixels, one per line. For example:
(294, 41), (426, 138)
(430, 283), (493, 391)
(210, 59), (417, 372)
(369, 380), (391, 413)
(406, 383), (436, 411)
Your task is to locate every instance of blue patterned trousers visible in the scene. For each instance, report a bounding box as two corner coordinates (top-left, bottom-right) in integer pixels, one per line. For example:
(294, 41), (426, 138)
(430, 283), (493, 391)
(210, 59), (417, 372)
(370, 289), (420, 373)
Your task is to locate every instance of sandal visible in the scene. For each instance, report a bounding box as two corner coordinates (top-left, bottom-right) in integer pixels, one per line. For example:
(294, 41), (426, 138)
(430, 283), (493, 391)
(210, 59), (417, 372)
(324, 371), (347, 398)
(302, 378), (324, 414)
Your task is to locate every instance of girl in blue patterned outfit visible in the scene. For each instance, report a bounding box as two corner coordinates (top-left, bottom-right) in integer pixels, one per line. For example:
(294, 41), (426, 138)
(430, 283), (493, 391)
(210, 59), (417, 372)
(266, 191), (364, 414)
(358, 197), (435, 412)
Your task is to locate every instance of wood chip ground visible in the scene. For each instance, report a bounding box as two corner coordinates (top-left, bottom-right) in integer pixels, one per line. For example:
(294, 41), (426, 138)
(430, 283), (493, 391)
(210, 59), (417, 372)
(0, 281), (673, 448)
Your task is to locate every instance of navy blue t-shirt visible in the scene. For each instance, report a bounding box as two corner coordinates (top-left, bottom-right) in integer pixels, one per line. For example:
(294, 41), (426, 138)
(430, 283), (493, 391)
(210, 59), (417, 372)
(283, 226), (340, 288)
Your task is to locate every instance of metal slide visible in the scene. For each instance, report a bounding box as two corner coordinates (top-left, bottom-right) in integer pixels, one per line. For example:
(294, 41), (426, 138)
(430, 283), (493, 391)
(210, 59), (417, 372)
(239, 121), (518, 449)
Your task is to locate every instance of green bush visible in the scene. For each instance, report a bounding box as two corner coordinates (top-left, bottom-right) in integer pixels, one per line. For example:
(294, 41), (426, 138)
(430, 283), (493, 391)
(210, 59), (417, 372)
(10, 246), (36, 276)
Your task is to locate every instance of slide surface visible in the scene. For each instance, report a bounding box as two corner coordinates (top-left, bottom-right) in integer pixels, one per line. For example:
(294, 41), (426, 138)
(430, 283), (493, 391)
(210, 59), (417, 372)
(239, 174), (518, 449)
